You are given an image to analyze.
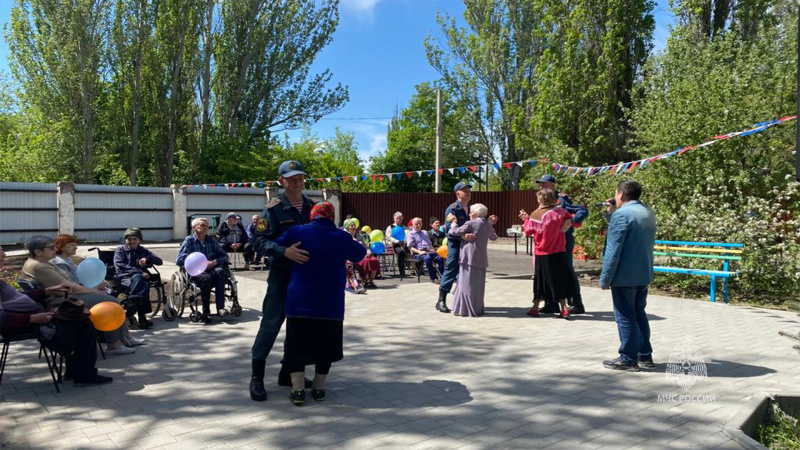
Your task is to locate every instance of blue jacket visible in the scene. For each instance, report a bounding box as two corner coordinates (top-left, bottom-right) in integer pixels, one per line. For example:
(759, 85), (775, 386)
(599, 201), (657, 288)
(556, 191), (588, 250)
(444, 201), (470, 244)
(113, 244), (163, 280)
(277, 219), (367, 321)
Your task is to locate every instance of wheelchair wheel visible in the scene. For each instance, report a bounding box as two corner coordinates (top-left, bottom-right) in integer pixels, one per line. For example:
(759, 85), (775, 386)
(168, 272), (186, 318)
(189, 310), (200, 323)
(232, 298), (242, 317)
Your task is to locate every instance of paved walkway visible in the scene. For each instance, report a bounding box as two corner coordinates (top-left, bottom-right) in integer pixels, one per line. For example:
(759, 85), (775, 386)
(2, 259), (799, 449)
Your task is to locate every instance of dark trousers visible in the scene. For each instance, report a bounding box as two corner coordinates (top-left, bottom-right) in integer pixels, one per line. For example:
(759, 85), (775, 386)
(611, 286), (653, 364)
(565, 235), (583, 303)
(393, 244), (407, 276)
(439, 240), (461, 294)
(121, 274), (152, 315)
(285, 361), (331, 375)
(190, 267), (226, 314)
(251, 267), (290, 362)
(223, 243), (254, 263)
(4, 321), (98, 382)
(416, 252), (444, 281)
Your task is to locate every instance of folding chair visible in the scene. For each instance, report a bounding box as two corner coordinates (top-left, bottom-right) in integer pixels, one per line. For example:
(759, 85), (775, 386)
(0, 332), (62, 393)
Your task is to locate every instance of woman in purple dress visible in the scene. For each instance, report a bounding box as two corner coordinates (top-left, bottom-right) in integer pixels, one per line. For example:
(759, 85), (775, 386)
(447, 203), (498, 317)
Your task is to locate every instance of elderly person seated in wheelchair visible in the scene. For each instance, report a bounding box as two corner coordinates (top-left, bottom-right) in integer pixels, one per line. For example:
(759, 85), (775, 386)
(1, 245), (113, 386)
(406, 217), (445, 284)
(217, 212), (254, 270)
(177, 217), (230, 323)
(17, 235), (144, 355)
(113, 228), (163, 329)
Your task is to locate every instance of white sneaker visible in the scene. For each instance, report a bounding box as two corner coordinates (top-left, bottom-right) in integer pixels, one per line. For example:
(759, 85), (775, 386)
(106, 346), (136, 356)
(125, 336), (147, 347)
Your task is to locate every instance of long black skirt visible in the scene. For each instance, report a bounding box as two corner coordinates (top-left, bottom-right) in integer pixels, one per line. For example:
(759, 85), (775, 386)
(533, 252), (575, 302)
(283, 318), (344, 366)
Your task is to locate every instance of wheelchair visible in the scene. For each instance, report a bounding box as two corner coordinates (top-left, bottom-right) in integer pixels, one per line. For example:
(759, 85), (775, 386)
(167, 264), (242, 323)
(88, 247), (174, 323)
(345, 262), (366, 294)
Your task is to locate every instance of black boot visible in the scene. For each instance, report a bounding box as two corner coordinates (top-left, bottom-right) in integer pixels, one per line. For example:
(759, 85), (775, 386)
(137, 312), (154, 329)
(250, 359), (267, 402)
(569, 298), (586, 314)
(435, 291), (451, 313)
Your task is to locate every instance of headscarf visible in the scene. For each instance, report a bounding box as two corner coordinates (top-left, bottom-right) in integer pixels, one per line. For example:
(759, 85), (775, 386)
(343, 218), (358, 231)
(310, 202), (335, 222)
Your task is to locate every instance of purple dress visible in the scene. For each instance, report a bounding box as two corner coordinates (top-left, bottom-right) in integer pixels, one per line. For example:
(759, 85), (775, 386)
(449, 218), (498, 317)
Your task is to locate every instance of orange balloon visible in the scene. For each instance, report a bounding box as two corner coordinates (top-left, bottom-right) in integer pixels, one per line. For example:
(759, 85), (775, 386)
(89, 302), (126, 332)
(437, 245), (448, 259)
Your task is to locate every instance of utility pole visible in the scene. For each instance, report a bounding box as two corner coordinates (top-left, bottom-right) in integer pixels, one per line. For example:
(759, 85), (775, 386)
(796, 0), (800, 181)
(435, 89), (442, 193)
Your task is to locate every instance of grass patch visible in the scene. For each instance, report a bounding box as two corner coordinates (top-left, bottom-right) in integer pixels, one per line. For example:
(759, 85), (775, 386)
(759, 401), (800, 449)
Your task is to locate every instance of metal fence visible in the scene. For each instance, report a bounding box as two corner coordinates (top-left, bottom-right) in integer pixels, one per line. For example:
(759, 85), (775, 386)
(340, 190), (540, 235)
(74, 184), (174, 243)
(0, 182), (58, 245)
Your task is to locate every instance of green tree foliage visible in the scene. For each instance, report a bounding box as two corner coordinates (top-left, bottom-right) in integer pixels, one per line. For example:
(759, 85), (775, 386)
(1, 0), (347, 185)
(368, 82), (484, 192)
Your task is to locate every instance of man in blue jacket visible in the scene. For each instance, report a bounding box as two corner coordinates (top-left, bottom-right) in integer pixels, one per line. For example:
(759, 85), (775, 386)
(249, 160), (315, 402)
(599, 180), (657, 372)
(536, 175), (588, 314)
(176, 218), (229, 323)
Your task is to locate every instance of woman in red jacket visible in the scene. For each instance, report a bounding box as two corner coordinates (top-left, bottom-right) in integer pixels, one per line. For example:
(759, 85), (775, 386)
(520, 189), (575, 318)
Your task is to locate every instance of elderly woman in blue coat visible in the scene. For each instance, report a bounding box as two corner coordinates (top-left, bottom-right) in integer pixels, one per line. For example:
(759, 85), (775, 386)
(276, 202), (366, 406)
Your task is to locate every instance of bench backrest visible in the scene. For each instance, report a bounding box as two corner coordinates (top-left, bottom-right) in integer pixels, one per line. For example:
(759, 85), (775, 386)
(654, 240), (745, 270)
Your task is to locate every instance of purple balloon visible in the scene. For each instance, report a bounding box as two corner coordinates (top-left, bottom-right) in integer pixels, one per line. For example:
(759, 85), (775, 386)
(185, 252), (208, 277)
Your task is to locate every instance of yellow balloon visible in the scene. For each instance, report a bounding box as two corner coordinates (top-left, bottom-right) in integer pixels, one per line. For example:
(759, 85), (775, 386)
(89, 302), (126, 332)
(361, 225), (372, 234)
(442, 237), (448, 247)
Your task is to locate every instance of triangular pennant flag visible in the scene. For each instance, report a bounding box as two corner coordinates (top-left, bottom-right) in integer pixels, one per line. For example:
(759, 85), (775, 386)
(492, 163), (500, 170)
(503, 162), (512, 169)
(627, 161), (639, 172)
(458, 167), (466, 173)
(370, 175), (376, 181)
(396, 173), (403, 180)
(427, 170), (434, 176)
(379, 175), (384, 181)
(406, 172), (412, 179)
(416, 171), (423, 176)
(343, 176), (349, 181)
(446, 168), (454, 174)
(362, 175), (368, 181)
(528, 160), (536, 167)
(325, 178), (331, 182)
(469, 165), (477, 172)
(202, 184), (207, 189)
(515, 162), (523, 167)
(438, 169), (444, 174)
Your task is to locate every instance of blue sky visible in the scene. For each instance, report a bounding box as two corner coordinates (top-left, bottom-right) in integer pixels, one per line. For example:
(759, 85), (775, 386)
(0, 0), (675, 164)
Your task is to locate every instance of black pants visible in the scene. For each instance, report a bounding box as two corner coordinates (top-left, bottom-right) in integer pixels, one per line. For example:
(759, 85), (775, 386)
(3, 320), (98, 382)
(190, 267), (226, 314)
(285, 361), (332, 375)
(393, 244), (407, 276)
(223, 243), (254, 263)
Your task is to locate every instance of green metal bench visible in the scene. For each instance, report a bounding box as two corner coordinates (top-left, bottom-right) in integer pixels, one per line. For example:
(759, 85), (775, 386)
(653, 240), (744, 303)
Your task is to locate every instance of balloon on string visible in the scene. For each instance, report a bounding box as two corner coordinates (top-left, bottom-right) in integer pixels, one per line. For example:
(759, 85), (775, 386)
(184, 252), (208, 277)
(391, 226), (406, 241)
(369, 230), (384, 243)
(89, 302), (125, 332)
(437, 245), (448, 259)
(361, 226), (372, 234)
(442, 237), (448, 247)
(76, 258), (107, 288)
(370, 242), (386, 255)
(352, 218), (360, 229)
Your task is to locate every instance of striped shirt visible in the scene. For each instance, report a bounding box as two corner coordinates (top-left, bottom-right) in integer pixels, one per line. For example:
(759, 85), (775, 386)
(291, 200), (304, 214)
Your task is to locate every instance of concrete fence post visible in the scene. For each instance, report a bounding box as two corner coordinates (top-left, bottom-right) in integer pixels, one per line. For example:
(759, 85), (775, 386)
(322, 189), (342, 226)
(57, 182), (75, 235)
(171, 184), (188, 240)
(266, 185), (279, 203)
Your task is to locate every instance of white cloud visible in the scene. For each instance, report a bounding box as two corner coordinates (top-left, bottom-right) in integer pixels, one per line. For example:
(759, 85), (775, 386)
(339, 0), (385, 19)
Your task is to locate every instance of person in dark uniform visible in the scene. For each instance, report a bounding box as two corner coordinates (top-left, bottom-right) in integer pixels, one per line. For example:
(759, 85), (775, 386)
(535, 175), (589, 314)
(436, 181), (475, 313)
(249, 160), (315, 402)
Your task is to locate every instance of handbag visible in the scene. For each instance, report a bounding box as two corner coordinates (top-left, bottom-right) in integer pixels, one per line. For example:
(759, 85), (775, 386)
(37, 319), (77, 356)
